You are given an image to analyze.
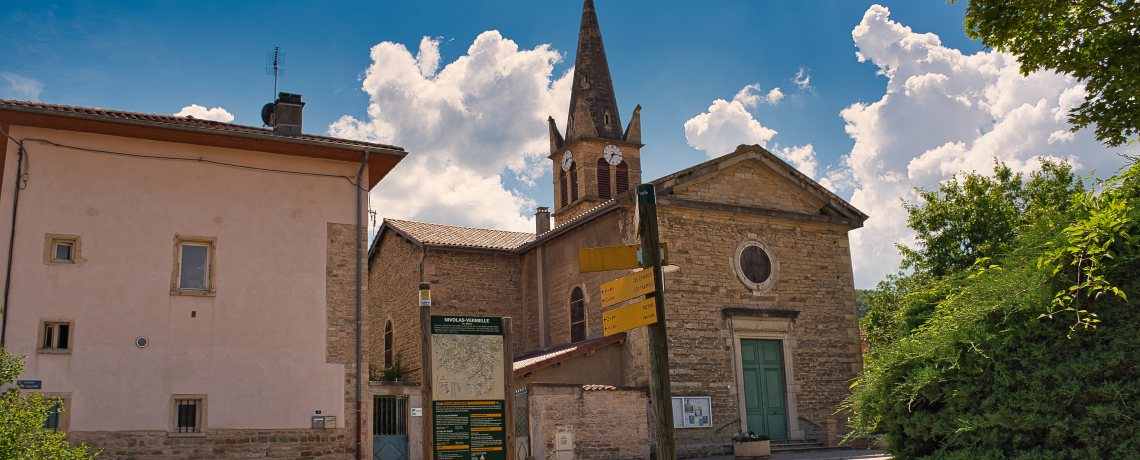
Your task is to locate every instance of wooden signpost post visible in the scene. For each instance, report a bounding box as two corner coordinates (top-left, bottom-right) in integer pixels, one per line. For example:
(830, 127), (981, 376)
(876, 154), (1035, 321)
(577, 183), (676, 460)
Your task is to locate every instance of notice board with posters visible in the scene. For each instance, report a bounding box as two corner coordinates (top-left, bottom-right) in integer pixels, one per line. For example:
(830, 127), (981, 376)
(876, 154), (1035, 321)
(430, 316), (507, 460)
(671, 396), (712, 428)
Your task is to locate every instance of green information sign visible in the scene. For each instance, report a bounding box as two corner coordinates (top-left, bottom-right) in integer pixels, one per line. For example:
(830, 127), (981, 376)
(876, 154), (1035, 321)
(430, 316), (508, 460)
(433, 400), (506, 460)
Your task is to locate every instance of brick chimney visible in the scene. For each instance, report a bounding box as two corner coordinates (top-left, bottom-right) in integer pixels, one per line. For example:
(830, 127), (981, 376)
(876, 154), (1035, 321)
(536, 207), (551, 235)
(273, 92), (304, 135)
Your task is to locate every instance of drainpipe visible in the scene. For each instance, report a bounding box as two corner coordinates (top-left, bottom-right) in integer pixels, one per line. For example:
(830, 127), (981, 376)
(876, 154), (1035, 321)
(356, 149), (369, 460)
(0, 129), (25, 348)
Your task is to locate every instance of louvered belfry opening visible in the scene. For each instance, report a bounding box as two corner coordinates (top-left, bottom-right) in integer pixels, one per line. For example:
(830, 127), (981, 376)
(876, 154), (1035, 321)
(570, 161), (579, 202)
(560, 170), (568, 208)
(597, 157), (611, 200)
(570, 287), (586, 342)
(616, 160), (629, 194)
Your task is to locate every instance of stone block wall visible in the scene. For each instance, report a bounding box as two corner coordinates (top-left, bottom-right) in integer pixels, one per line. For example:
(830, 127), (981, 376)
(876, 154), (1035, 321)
(657, 204), (861, 456)
(528, 384), (649, 460)
(368, 229), (526, 384)
(368, 231), (424, 382)
(327, 222), (368, 447)
(68, 429), (353, 460)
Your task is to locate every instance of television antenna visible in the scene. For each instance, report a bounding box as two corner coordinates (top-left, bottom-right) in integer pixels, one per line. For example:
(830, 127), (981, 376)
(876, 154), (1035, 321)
(266, 47), (285, 100)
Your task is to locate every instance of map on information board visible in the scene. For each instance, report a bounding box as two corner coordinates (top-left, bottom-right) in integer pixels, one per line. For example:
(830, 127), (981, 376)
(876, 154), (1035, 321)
(431, 316), (505, 401)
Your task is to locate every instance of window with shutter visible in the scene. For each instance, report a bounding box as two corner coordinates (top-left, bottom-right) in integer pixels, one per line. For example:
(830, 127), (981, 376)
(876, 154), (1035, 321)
(597, 158), (611, 200)
(616, 160), (629, 194)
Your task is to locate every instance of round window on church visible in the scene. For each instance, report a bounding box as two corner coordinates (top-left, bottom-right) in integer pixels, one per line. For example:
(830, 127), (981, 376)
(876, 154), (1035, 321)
(733, 239), (777, 292)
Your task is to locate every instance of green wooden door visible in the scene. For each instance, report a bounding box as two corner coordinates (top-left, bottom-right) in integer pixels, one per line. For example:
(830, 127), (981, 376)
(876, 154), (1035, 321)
(741, 339), (788, 439)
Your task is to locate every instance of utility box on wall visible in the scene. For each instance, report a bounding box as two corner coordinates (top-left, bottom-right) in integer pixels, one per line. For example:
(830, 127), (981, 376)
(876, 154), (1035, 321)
(312, 415), (337, 429)
(555, 432), (573, 460)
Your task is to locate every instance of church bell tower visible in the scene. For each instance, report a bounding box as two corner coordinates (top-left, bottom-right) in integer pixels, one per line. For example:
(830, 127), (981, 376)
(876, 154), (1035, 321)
(548, 0), (643, 227)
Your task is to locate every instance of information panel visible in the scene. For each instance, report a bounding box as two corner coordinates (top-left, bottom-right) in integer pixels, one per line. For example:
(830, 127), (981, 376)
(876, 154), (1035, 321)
(670, 396), (712, 428)
(431, 316), (507, 460)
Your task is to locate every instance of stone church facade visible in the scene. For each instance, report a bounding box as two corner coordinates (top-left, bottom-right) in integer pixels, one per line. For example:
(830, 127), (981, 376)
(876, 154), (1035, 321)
(368, 1), (868, 458)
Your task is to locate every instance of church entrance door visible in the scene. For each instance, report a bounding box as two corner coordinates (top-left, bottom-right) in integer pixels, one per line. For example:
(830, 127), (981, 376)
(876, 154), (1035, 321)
(741, 339), (788, 439)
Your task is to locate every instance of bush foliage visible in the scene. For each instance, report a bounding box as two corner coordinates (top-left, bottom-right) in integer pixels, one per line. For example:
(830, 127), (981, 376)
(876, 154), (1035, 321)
(847, 159), (1140, 459)
(0, 349), (98, 459)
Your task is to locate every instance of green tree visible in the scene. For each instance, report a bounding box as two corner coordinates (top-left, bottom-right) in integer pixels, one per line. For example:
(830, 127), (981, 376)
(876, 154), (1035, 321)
(847, 159), (1140, 459)
(0, 349), (98, 459)
(952, 0), (1140, 146)
(900, 159), (1084, 278)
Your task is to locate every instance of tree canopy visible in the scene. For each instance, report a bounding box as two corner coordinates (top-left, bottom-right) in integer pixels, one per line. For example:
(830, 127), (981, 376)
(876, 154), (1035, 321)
(0, 350), (98, 459)
(953, 0), (1140, 146)
(848, 158), (1140, 459)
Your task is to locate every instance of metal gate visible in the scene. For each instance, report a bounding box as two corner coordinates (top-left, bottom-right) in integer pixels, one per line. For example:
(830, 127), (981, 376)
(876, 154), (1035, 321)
(514, 387), (530, 460)
(373, 395), (408, 460)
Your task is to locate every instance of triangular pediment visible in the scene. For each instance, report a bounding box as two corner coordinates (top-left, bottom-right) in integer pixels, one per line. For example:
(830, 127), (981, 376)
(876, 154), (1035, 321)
(654, 145), (867, 226)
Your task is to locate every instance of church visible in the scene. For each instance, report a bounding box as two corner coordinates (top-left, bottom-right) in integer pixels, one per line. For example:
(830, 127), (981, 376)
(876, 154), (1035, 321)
(367, 1), (868, 459)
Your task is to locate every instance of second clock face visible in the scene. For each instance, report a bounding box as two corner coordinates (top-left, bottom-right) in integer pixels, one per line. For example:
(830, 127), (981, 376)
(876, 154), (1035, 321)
(603, 145), (623, 165)
(562, 151), (574, 171)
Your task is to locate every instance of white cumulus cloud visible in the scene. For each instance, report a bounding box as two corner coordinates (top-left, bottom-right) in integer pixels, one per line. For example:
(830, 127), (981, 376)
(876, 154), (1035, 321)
(175, 104), (234, 122)
(837, 4), (1137, 288)
(0, 72), (44, 101)
(792, 68), (812, 90)
(328, 31), (572, 233)
(684, 84), (780, 158)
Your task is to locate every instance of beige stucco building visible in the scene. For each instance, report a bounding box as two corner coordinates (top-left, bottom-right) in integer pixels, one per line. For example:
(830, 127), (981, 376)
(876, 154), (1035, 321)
(368, 2), (869, 459)
(0, 97), (405, 459)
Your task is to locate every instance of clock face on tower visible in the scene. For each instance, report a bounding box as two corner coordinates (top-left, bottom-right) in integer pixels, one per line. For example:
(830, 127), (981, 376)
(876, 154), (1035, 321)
(562, 151), (574, 171)
(603, 145), (623, 165)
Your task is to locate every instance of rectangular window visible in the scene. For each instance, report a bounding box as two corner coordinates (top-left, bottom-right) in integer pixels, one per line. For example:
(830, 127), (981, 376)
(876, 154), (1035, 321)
(39, 394), (70, 432)
(179, 244), (209, 289)
(39, 321), (73, 353)
(44, 402), (63, 430)
(171, 237), (216, 295)
(43, 234), (81, 265)
(170, 395), (207, 435)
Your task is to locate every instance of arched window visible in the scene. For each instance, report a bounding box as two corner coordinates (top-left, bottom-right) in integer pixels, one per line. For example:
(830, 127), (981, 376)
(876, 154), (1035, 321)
(560, 169), (568, 208)
(570, 161), (579, 202)
(616, 160), (629, 194)
(384, 320), (394, 367)
(570, 287), (586, 342)
(597, 158), (611, 200)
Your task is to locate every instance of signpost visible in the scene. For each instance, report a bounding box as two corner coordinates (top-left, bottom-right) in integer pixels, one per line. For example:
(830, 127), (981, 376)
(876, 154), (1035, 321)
(602, 297), (657, 336)
(599, 267), (655, 308)
(579, 244), (668, 273)
(577, 184), (676, 460)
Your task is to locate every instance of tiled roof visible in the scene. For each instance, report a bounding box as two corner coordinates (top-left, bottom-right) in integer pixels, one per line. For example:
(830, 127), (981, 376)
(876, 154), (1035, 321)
(513, 332), (626, 377)
(386, 219), (535, 251)
(0, 99), (404, 152)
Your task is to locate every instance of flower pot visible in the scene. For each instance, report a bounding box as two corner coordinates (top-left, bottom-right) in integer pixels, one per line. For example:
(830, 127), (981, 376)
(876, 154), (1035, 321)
(733, 440), (770, 459)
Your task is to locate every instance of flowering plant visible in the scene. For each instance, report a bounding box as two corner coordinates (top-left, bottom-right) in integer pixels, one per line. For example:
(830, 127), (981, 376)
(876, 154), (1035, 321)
(731, 431), (771, 442)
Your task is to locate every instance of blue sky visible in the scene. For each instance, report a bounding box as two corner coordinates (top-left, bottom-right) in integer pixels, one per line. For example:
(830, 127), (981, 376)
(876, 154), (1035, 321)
(3, 1), (1134, 287)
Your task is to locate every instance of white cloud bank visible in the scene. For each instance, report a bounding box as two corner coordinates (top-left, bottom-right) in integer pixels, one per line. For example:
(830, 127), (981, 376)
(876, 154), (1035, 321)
(0, 72), (44, 101)
(684, 80), (819, 177)
(174, 104), (234, 122)
(329, 33), (572, 233)
(837, 5), (1137, 288)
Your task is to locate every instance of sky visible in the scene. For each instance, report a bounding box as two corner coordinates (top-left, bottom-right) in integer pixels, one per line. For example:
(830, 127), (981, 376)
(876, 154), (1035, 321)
(2, 0), (1136, 288)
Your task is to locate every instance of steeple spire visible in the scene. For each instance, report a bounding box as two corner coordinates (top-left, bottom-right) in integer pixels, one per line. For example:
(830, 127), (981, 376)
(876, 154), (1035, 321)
(565, 0), (622, 143)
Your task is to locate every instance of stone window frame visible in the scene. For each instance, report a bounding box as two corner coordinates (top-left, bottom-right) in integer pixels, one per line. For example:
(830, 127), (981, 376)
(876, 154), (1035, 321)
(169, 394), (208, 437)
(37, 318), (74, 355)
(384, 319), (394, 368)
(569, 286), (586, 342)
(732, 238), (779, 292)
(170, 235), (217, 296)
(39, 392), (72, 432)
(727, 316), (803, 440)
(43, 233), (84, 265)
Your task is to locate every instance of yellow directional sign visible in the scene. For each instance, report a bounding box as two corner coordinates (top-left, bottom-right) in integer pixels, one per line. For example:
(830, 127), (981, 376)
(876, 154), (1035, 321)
(579, 243), (669, 273)
(600, 267), (656, 308)
(603, 297), (658, 336)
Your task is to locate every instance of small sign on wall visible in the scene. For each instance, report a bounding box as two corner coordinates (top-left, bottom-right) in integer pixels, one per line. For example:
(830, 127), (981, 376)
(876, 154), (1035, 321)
(16, 380), (41, 390)
(411, 407), (423, 416)
(671, 396), (712, 428)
